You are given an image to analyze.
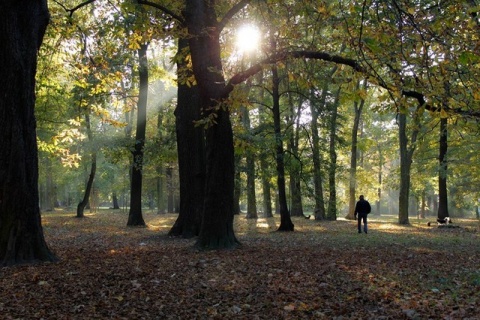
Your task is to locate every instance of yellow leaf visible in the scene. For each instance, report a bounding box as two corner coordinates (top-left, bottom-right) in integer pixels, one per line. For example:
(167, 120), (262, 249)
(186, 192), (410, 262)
(440, 108), (448, 119)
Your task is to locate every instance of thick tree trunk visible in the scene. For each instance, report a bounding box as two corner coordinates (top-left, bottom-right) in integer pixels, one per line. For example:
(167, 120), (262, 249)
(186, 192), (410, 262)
(127, 44), (148, 227)
(187, 1), (239, 248)
(0, 0), (57, 266)
(169, 38), (205, 237)
(437, 117), (449, 219)
(196, 108), (239, 248)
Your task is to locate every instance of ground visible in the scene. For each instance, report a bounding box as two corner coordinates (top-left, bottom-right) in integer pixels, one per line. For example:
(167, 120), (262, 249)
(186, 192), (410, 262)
(1, 211), (479, 319)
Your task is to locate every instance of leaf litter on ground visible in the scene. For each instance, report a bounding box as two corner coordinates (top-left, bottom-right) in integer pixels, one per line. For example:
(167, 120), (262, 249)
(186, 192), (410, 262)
(1, 210), (479, 319)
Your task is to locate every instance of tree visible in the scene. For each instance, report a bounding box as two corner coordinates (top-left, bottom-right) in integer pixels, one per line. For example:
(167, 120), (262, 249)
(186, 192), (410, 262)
(397, 105), (423, 224)
(127, 43), (149, 227)
(168, 38), (205, 238)
(0, 0), (57, 266)
(346, 80), (367, 220)
(437, 117), (449, 220)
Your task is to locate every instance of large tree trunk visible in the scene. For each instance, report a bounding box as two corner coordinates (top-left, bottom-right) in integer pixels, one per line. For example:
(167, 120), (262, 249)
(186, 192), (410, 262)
(271, 65), (294, 231)
(169, 38), (205, 237)
(0, 0), (57, 266)
(196, 108), (238, 248)
(186, 1), (239, 248)
(127, 44), (148, 227)
(437, 117), (449, 219)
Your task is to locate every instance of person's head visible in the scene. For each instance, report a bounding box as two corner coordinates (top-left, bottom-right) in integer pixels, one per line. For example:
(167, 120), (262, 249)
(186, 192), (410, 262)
(359, 195), (364, 200)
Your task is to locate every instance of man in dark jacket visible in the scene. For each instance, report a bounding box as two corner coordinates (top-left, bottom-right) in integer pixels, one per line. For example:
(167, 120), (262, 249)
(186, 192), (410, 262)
(354, 195), (371, 234)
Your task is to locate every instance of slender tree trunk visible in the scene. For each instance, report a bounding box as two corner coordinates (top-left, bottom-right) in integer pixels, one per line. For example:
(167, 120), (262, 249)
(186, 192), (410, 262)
(77, 112), (96, 218)
(0, 0), (57, 266)
(169, 38), (205, 237)
(127, 44), (148, 227)
(346, 81), (365, 220)
(233, 154), (242, 215)
(437, 117), (449, 219)
(288, 98), (304, 217)
(242, 106), (258, 219)
(260, 155), (273, 218)
(166, 166), (175, 213)
(310, 88), (326, 220)
(326, 88), (341, 220)
(112, 192), (120, 209)
(397, 106), (421, 225)
(271, 65), (294, 231)
(398, 112), (411, 225)
(245, 151), (257, 219)
(376, 143), (383, 216)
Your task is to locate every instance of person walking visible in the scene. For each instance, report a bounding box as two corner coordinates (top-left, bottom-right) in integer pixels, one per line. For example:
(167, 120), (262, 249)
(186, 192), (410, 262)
(354, 195), (371, 234)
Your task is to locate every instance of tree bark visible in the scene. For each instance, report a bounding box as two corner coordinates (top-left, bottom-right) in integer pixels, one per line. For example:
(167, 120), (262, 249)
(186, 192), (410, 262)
(437, 117), (449, 219)
(127, 44), (148, 227)
(346, 81), (365, 220)
(260, 155), (273, 218)
(0, 0), (57, 266)
(186, 1), (239, 248)
(310, 88), (326, 220)
(397, 106), (421, 225)
(77, 112), (96, 218)
(169, 38), (205, 237)
(112, 192), (120, 209)
(287, 97), (304, 217)
(326, 88), (341, 220)
(271, 65), (294, 231)
(243, 106), (258, 219)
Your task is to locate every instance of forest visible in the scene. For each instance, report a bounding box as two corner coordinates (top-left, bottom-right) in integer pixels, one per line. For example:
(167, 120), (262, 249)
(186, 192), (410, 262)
(1, 0), (480, 264)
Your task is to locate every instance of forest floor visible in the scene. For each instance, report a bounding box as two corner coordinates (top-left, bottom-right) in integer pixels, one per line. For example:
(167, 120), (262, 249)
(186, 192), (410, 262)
(1, 210), (479, 320)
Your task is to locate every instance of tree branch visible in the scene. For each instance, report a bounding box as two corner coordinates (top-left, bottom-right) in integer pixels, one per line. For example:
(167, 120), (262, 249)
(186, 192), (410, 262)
(224, 50), (480, 119)
(136, 0), (184, 24)
(218, 0), (252, 32)
(53, 0), (97, 17)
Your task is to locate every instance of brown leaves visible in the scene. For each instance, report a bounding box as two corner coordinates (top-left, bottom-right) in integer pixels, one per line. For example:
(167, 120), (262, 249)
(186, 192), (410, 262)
(0, 212), (479, 319)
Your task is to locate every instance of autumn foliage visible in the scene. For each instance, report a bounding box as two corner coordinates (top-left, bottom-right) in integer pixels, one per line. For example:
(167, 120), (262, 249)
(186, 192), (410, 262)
(1, 211), (479, 319)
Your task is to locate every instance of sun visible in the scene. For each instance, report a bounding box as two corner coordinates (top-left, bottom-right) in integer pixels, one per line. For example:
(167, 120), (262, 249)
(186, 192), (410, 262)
(236, 24), (261, 53)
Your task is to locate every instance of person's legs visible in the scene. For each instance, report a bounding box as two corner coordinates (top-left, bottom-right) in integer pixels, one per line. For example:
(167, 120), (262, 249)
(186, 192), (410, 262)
(357, 216), (362, 233)
(363, 215), (368, 233)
